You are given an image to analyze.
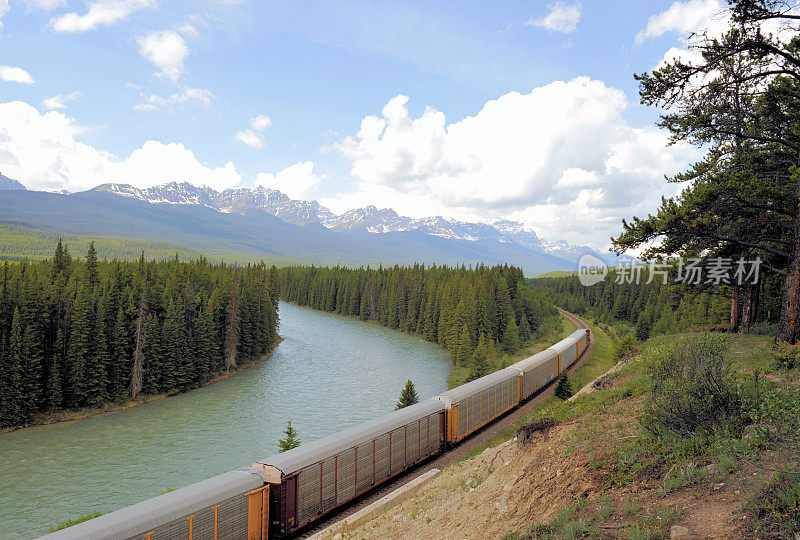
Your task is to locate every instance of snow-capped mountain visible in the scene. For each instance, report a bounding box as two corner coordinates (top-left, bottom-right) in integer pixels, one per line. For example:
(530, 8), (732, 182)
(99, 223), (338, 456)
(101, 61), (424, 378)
(94, 182), (336, 227)
(90, 181), (624, 265)
(0, 172), (26, 191)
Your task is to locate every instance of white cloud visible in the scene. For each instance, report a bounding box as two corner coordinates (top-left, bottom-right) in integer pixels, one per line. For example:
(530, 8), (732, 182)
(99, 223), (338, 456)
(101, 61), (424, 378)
(0, 100), (241, 192)
(255, 161), (322, 200)
(0, 65), (34, 84)
(636, 0), (723, 44)
(234, 114), (272, 148)
(638, 1), (799, 70)
(250, 114), (272, 131)
(233, 129), (264, 149)
(42, 91), (81, 110)
(0, 0), (9, 29)
(50, 0), (154, 33)
(137, 30), (189, 82)
(332, 78), (699, 249)
(525, 2), (581, 33)
(134, 86), (214, 111)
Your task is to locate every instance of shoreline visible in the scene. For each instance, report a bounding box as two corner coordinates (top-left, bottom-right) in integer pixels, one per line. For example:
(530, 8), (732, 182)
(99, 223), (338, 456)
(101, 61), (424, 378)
(0, 335), (283, 436)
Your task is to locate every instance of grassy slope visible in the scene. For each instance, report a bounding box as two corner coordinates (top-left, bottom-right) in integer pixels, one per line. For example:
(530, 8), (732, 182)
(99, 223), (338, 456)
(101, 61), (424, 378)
(348, 328), (799, 540)
(0, 223), (302, 264)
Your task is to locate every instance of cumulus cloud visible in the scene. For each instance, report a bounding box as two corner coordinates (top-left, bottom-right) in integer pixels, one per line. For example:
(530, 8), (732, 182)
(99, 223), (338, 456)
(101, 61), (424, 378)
(134, 86), (214, 111)
(0, 100), (241, 192)
(137, 30), (189, 82)
(332, 78), (699, 249)
(234, 114), (272, 148)
(636, 0), (723, 44)
(525, 2), (581, 33)
(255, 161), (322, 200)
(50, 0), (154, 33)
(42, 91), (81, 110)
(0, 65), (34, 84)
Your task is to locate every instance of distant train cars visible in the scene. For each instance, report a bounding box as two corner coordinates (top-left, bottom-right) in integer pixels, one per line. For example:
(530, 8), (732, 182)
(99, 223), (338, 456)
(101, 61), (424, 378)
(41, 327), (589, 540)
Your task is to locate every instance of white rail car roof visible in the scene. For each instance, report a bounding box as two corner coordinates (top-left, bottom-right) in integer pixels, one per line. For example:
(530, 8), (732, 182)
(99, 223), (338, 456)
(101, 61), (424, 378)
(548, 330), (584, 354)
(256, 398), (445, 477)
(434, 366), (522, 407)
(40, 468), (264, 540)
(512, 348), (559, 373)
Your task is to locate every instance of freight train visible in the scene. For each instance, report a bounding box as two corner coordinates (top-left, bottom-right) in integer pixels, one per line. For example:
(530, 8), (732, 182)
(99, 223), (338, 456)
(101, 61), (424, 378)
(41, 328), (590, 540)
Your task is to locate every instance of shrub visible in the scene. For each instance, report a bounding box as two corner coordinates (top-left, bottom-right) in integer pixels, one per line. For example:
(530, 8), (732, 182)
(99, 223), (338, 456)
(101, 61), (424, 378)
(49, 512), (103, 533)
(641, 334), (744, 438)
(614, 334), (637, 360)
(773, 342), (799, 370)
(554, 373), (573, 400)
(746, 473), (800, 536)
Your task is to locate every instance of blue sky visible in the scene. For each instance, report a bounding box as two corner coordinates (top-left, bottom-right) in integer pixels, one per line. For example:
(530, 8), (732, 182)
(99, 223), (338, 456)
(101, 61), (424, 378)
(0, 0), (729, 248)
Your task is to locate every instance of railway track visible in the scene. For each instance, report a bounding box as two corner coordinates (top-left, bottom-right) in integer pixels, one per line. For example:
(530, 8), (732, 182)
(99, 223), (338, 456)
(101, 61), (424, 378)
(295, 309), (593, 539)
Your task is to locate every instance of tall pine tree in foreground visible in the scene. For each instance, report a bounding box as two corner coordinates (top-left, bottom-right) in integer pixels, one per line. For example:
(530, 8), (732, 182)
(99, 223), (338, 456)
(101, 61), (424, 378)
(395, 379), (420, 410)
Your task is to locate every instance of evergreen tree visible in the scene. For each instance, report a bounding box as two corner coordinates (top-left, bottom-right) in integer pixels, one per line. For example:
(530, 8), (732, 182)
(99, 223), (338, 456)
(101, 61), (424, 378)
(395, 379), (420, 410)
(455, 324), (472, 366)
(4, 308), (24, 425)
(86, 242), (99, 289)
(277, 419), (301, 452)
(502, 317), (520, 352)
(636, 312), (651, 342)
(554, 373), (573, 400)
(518, 311), (531, 343)
(66, 285), (93, 408)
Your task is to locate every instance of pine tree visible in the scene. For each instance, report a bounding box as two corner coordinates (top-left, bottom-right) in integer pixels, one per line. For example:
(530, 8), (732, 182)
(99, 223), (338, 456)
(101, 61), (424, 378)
(455, 324), (472, 366)
(4, 308), (24, 425)
(67, 285), (93, 408)
(635, 312), (651, 342)
(554, 373), (573, 400)
(46, 353), (63, 410)
(467, 333), (492, 382)
(518, 311), (531, 343)
(224, 271), (240, 371)
(277, 420), (301, 452)
(86, 242), (99, 289)
(395, 379), (420, 410)
(109, 306), (129, 400)
(502, 317), (520, 352)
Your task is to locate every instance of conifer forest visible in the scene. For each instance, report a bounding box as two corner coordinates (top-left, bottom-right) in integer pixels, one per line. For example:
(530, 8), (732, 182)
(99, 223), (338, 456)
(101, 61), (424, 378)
(0, 242), (280, 428)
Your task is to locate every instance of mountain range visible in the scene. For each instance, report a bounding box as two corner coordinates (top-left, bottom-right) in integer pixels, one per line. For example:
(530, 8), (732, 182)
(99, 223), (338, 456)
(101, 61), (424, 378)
(93, 181), (621, 265)
(0, 174), (628, 275)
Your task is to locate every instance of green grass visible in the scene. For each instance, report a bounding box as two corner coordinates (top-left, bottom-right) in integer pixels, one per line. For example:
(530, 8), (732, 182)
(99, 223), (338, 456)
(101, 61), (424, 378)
(48, 511), (103, 532)
(0, 223), (304, 265)
(460, 318), (618, 461)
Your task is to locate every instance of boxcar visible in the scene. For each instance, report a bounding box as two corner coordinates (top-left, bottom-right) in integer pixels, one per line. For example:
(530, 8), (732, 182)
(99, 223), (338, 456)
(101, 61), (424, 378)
(253, 399), (445, 536)
(513, 348), (560, 400)
(40, 468), (267, 540)
(548, 329), (589, 372)
(435, 367), (522, 444)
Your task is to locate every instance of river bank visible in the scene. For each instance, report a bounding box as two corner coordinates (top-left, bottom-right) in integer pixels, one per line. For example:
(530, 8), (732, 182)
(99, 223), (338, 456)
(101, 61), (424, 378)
(0, 336), (283, 435)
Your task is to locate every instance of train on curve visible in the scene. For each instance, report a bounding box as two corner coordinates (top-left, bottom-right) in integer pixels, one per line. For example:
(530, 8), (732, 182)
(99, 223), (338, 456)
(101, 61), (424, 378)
(42, 328), (590, 540)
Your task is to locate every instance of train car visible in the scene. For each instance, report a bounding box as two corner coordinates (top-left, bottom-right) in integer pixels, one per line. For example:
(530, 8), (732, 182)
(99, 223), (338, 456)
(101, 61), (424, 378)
(512, 348), (560, 400)
(435, 367), (522, 444)
(547, 329), (587, 373)
(40, 468), (268, 540)
(253, 398), (446, 536)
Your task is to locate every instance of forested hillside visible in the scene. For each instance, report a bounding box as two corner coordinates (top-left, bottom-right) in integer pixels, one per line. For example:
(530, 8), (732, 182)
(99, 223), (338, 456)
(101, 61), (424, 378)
(0, 242), (280, 428)
(279, 264), (559, 379)
(531, 266), (783, 340)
